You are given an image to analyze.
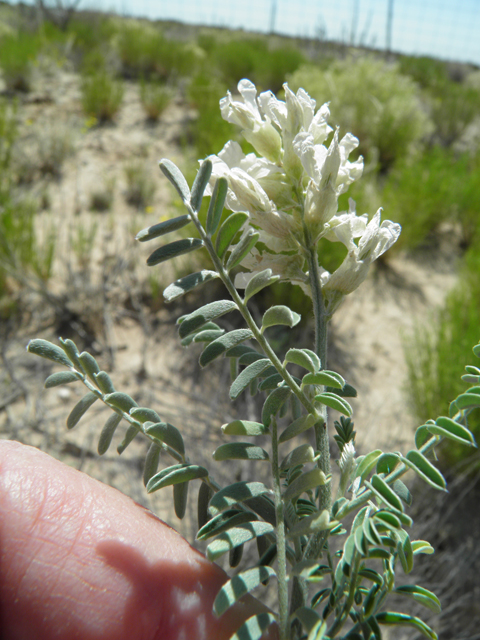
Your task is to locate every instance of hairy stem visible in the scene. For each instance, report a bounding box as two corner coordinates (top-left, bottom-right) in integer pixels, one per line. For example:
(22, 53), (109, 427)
(271, 418), (289, 640)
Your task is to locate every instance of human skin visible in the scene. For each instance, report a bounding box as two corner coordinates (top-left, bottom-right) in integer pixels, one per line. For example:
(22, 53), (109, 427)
(0, 440), (277, 640)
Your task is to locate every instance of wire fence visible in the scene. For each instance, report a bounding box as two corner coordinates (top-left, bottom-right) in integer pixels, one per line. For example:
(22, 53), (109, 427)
(5, 0), (480, 66)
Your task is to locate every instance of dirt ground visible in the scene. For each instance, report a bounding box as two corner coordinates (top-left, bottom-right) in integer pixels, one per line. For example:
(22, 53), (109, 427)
(1, 63), (479, 639)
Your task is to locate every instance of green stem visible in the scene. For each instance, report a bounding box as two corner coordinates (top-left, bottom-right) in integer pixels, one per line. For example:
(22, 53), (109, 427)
(271, 418), (289, 640)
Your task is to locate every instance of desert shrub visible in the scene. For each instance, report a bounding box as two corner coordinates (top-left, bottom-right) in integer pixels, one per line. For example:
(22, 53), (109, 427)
(124, 161), (156, 209)
(139, 79), (171, 121)
(428, 80), (480, 146)
(81, 67), (123, 122)
(187, 72), (233, 158)
(405, 243), (480, 467)
(398, 55), (449, 90)
(207, 37), (305, 92)
(382, 146), (480, 251)
(288, 56), (431, 171)
(115, 22), (196, 81)
(0, 31), (40, 92)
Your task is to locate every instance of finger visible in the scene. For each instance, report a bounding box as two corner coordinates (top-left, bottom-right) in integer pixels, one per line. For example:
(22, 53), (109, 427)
(0, 440), (277, 640)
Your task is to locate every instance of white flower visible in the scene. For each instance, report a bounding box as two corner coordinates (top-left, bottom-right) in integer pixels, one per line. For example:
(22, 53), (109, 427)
(322, 207), (401, 314)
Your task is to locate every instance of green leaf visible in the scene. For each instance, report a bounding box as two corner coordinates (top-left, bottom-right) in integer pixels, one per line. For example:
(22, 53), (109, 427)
(117, 423), (139, 454)
(190, 159), (212, 212)
(375, 612), (437, 640)
(179, 300), (239, 338)
(213, 443), (269, 462)
(197, 481), (213, 530)
(367, 474), (404, 512)
(395, 585), (441, 614)
(258, 373), (284, 391)
(143, 442), (162, 486)
(163, 270), (219, 302)
(314, 392), (352, 416)
(374, 510), (401, 530)
(27, 339), (72, 368)
(129, 407), (162, 423)
(147, 238), (204, 266)
(376, 453), (401, 476)
(136, 214), (191, 242)
(146, 464), (208, 493)
(145, 421), (185, 456)
(213, 567), (276, 617)
(58, 338), (83, 370)
(215, 212), (249, 258)
(206, 521), (274, 561)
(244, 269), (281, 302)
(94, 371), (115, 394)
(104, 392), (138, 413)
(173, 480), (189, 519)
(294, 607), (322, 633)
(327, 383), (357, 397)
(288, 509), (330, 538)
(229, 613), (276, 640)
(280, 444), (315, 470)
(473, 343), (480, 358)
(261, 305), (301, 331)
(97, 413), (122, 455)
(429, 416), (477, 447)
(261, 385), (292, 427)
(226, 229), (259, 271)
(279, 414), (316, 443)
(159, 158), (190, 203)
(230, 359), (271, 399)
(200, 329), (253, 367)
(66, 392), (98, 429)
(452, 392), (480, 411)
(206, 177), (228, 236)
(283, 469), (327, 502)
(45, 371), (82, 388)
(412, 540), (435, 555)
(221, 420), (268, 436)
(397, 531), (414, 573)
(193, 329), (225, 343)
(229, 544), (244, 568)
(302, 370), (345, 389)
(355, 450), (383, 483)
(197, 509), (258, 541)
(392, 479), (412, 506)
(208, 481), (269, 516)
(415, 423), (433, 449)
(78, 351), (100, 383)
(403, 450), (447, 491)
(307, 619), (328, 640)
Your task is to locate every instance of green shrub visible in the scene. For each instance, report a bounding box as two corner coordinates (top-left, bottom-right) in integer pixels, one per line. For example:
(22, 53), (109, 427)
(405, 243), (480, 466)
(187, 72), (233, 158)
(115, 22), (196, 81)
(0, 31), (40, 92)
(139, 79), (171, 121)
(382, 146), (480, 250)
(81, 68), (123, 122)
(288, 56), (431, 171)
(429, 80), (480, 146)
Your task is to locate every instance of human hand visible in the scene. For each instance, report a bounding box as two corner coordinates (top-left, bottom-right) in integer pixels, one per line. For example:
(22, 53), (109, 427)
(0, 440), (277, 640)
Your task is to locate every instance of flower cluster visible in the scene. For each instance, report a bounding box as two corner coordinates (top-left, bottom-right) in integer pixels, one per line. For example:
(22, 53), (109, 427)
(206, 79), (400, 316)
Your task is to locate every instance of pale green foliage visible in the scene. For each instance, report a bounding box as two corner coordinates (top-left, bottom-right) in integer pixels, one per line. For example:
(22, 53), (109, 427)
(288, 56), (432, 170)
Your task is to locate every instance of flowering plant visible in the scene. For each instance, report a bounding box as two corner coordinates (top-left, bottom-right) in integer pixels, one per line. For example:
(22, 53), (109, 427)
(27, 79), (479, 640)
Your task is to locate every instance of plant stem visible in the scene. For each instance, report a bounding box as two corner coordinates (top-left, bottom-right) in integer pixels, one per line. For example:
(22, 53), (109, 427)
(271, 418), (289, 640)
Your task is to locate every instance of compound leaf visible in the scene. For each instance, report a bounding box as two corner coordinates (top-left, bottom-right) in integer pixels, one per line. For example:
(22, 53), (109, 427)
(213, 443), (269, 462)
(200, 329), (253, 367)
(226, 229), (259, 271)
(315, 392), (352, 416)
(45, 371), (82, 388)
(404, 450), (447, 491)
(173, 480), (189, 519)
(27, 339), (72, 368)
(230, 359), (271, 399)
(375, 612), (437, 640)
(244, 269), (280, 302)
(145, 421), (185, 456)
(283, 469), (327, 502)
(191, 159), (212, 212)
(206, 521), (274, 561)
(147, 464), (208, 493)
(221, 420), (268, 436)
(229, 613), (276, 640)
(97, 413), (122, 455)
(216, 212), (248, 258)
(208, 481), (269, 516)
